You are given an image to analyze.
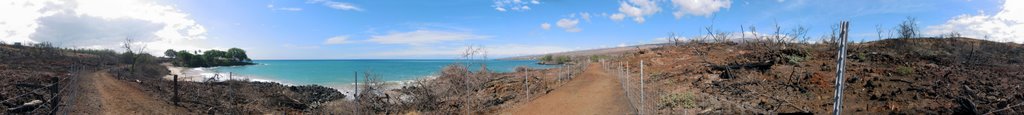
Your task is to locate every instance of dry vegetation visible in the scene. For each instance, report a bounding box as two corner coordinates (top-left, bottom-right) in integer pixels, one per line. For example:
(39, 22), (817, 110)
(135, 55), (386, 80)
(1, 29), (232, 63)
(0, 42), (118, 114)
(314, 46), (591, 114)
(0, 42), (345, 114)
(607, 21), (1024, 114)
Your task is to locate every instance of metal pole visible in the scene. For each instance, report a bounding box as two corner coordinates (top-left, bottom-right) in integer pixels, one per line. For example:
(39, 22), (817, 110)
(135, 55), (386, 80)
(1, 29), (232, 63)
(640, 60), (645, 115)
(354, 71), (359, 114)
(526, 69), (530, 99)
(832, 21), (850, 115)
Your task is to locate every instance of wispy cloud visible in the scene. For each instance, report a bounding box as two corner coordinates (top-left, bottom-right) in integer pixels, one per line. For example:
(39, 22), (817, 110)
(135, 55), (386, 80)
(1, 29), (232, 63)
(267, 4), (302, 11)
(493, 0), (540, 12)
(324, 35), (352, 44)
(556, 18), (581, 32)
(540, 23), (551, 30)
(367, 30), (489, 45)
(307, 0), (362, 11)
(371, 44), (572, 58)
(609, 13), (626, 21)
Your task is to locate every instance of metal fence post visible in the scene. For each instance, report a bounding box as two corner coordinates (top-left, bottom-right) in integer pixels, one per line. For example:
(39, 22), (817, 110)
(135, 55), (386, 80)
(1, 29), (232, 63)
(640, 60), (645, 115)
(832, 21), (850, 115)
(353, 71), (359, 115)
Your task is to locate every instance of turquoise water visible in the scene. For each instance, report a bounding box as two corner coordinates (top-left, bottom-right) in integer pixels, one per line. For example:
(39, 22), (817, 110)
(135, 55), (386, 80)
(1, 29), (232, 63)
(199, 59), (557, 87)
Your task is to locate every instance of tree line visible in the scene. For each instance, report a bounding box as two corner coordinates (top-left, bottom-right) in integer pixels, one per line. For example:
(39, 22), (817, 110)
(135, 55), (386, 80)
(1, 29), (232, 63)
(164, 48), (253, 67)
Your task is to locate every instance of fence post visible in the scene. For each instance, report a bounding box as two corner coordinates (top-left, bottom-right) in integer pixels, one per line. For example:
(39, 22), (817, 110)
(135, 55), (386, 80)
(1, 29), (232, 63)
(831, 21), (850, 115)
(640, 60), (645, 115)
(50, 77), (59, 114)
(353, 71), (359, 115)
(173, 75), (179, 106)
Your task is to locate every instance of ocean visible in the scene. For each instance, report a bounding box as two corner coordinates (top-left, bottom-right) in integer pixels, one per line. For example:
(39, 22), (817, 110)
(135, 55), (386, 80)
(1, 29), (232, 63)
(184, 59), (557, 91)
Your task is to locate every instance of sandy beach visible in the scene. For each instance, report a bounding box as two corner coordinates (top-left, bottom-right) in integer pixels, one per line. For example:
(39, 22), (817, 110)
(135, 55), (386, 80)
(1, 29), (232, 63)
(161, 63), (203, 82)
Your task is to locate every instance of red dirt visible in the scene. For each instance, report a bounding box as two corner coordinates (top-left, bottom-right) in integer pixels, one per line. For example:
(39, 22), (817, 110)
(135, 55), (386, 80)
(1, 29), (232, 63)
(62, 69), (188, 114)
(506, 63), (633, 114)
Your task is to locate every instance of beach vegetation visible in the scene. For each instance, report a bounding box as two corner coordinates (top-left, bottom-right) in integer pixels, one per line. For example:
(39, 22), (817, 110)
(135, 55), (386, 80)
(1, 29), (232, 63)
(168, 48), (254, 67)
(539, 54), (572, 65)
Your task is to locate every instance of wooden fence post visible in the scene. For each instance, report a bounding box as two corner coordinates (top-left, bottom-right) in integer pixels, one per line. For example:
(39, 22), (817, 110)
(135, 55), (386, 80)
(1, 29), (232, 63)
(173, 75), (179, 106)
(50, 77), (59, 114)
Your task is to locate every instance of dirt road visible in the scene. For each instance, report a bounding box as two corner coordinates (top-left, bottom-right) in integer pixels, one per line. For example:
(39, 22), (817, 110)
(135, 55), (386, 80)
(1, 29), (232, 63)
(62, 69), (188, 114)
(507, 63), (633, 114)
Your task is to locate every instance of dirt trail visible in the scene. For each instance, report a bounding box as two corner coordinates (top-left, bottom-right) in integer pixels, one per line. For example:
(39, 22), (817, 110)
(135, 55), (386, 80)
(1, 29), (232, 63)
(507, 63), (633, 115)
(62, 69), (188, 114)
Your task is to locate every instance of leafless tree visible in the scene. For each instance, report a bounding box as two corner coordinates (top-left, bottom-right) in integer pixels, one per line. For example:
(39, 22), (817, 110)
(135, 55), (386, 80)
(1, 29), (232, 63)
(121, 36), (148, 76)
(897, 17), (919, 39)
(668, 32), (682, 46)
(790, 25), (809, 43)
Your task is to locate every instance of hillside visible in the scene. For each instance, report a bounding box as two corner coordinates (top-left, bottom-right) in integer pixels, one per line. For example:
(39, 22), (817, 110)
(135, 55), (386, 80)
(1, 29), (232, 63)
(500, 43), (667, 60)
(605, 37), (1024, 114)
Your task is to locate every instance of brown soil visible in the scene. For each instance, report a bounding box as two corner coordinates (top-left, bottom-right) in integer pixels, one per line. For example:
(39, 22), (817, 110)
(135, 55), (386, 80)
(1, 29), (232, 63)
(63, 69), (188, 114)
(613, 38), (1024, 114)
(506, 63), (633, 114)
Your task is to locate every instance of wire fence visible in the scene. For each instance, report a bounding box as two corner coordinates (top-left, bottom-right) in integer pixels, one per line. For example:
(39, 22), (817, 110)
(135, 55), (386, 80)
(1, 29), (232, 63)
(608, 61), (653, 115)
(1, 64), (87, 114)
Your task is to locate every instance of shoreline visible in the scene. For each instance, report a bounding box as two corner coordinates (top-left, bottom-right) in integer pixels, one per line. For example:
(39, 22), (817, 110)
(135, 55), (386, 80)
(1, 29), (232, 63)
(162, 63), (430, 99)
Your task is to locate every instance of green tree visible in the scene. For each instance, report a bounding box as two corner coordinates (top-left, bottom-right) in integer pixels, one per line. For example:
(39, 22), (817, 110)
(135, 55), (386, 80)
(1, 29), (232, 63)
(556, 56), (571, 64)
(202, 50), (228, 65)
(175, 50), (194, 66)
(541, 55), (554, 62)
(164, 49), (177, 58)
(227, 48), (250, 62)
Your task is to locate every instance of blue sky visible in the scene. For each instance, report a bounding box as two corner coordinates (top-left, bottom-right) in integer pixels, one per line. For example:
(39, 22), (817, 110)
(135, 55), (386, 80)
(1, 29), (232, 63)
(2, 0), (1020, 59)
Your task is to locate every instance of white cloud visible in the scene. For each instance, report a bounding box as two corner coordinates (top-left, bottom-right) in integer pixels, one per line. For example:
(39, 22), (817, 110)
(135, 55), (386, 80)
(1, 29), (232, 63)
(307, 0), (362, 11)
(617, 0), (660, 23)
(493, 0), (540, 12)
(368, 30), (490, 45)
(372, 44), (572, 58)
(670, 0), (732, 19)
(925, 0), (1024, 43)
(267, 4), (303, 11)
(556, 18), (581, 32)
(606, 0), (731, 23)
(279, 8), (303, 11)
(610, 13), (627, 21)
(540, 23), (552, 30)
(0, 0), (210, 56)
(324, 36), (352, 44)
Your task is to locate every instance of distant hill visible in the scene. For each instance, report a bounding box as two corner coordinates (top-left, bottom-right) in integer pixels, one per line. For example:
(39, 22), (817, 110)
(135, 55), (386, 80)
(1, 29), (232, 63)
(500, 43), (669, 60)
